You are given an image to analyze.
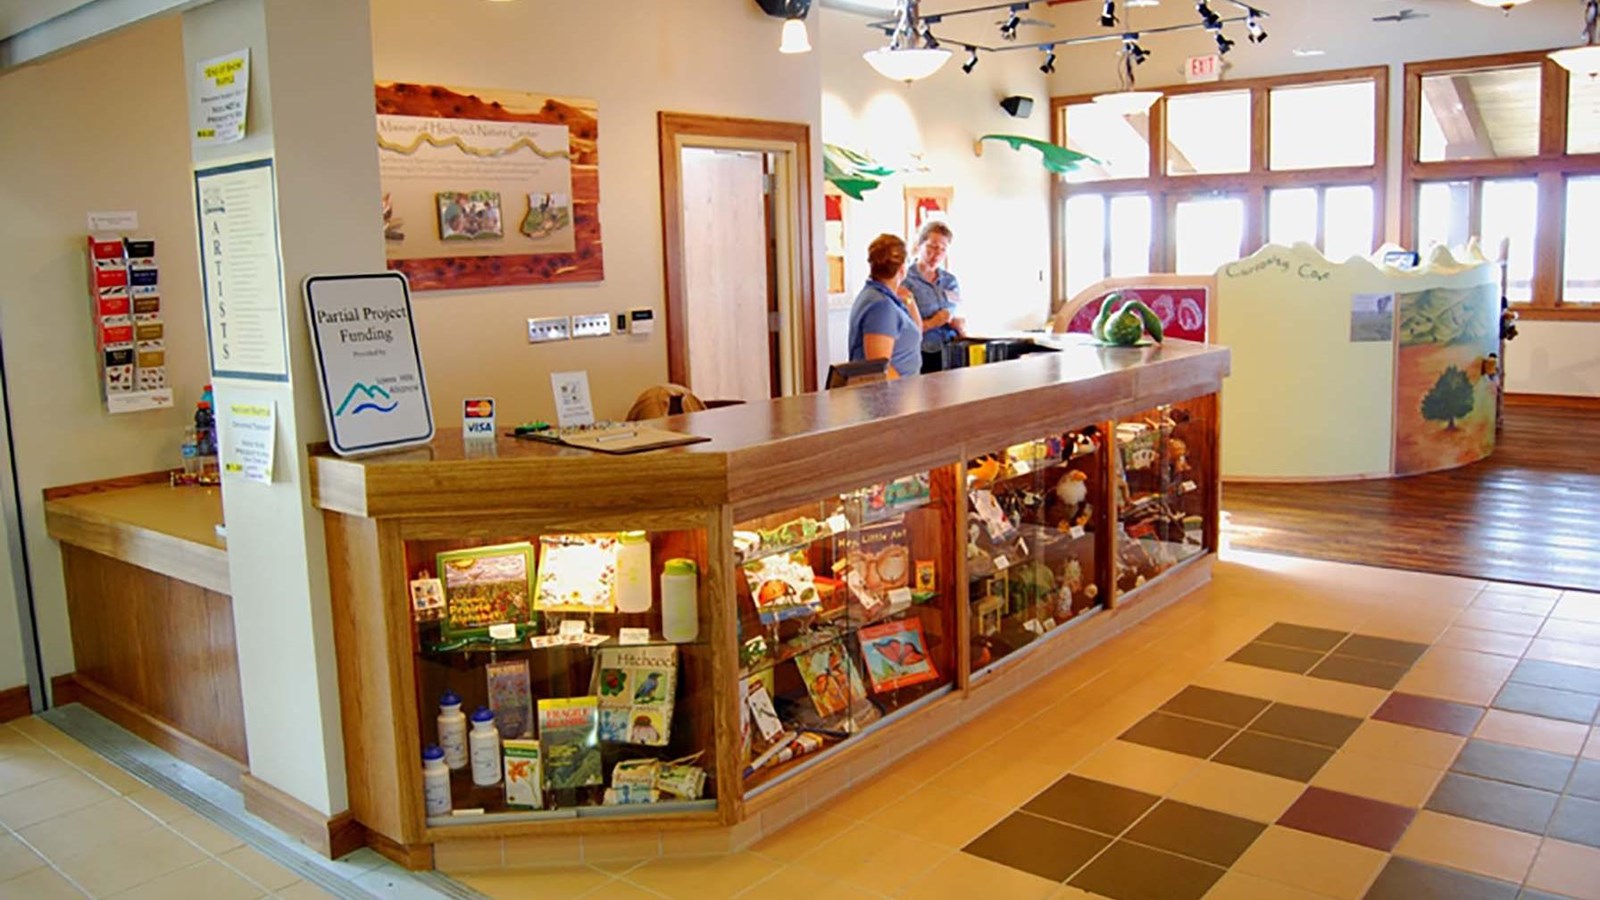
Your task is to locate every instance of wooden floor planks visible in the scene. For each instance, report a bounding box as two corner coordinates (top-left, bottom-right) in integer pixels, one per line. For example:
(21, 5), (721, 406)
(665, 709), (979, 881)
(1222, 403), (1600, 592)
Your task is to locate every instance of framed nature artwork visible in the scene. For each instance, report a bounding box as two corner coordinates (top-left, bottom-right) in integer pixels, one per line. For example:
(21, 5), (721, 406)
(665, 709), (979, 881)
(376, 82), (602, 290)
(825, 189), (846, 296)
(904, 186), (953, 244)
(436, 542), (535, 640)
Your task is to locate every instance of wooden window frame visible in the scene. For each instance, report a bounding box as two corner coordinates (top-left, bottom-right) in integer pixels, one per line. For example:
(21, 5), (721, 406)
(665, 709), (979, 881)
(1050, 66), (1389, 309)
(1402, 50), (1600, 321)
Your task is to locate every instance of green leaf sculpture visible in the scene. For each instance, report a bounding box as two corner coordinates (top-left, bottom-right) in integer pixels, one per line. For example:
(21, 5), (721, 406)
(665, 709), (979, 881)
(978, 134), (1095, 175)
(823, 143), (898, 200)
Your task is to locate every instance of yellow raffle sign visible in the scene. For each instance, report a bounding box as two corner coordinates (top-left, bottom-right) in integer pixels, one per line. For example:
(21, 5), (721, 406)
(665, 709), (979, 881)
(194, 49), (251, 145)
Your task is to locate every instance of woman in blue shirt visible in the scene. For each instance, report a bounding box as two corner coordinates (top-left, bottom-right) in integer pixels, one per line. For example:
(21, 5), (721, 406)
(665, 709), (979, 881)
(902, 220), (965, 372)
(848, 234), (923, 378)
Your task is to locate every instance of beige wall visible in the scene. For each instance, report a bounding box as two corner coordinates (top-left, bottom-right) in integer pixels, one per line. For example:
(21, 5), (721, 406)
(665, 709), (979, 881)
(370, 0), (825, 425)
(820, 6), (1052, 358)
(0, 16), (209, 683)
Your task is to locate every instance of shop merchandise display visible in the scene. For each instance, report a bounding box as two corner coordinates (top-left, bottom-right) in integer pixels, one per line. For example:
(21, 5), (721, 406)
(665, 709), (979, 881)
(422, 745), (452, 816)
(1112, 403), (1209, 594)
(468, 706), (502, 786)
(86, 234), (172, 415)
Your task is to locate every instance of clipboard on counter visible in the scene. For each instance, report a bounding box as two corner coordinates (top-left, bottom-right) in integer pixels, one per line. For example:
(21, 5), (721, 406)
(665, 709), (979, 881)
(517, 424), (710, 454)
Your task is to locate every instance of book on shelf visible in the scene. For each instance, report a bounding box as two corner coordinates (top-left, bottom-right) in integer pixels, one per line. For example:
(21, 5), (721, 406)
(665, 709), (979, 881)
(436, 542), (535, 640)
(535, 534), (619, 613)
(486, 658), (533, 739)
(741, 550), (823, 625)
(792, 639), (867, 720)
(537, 697), (603, 789)
(590, 644), (677, 746)
(837, 518), (912, 615)
(503, 739), (542, 809)
(857, 618), (939, 693)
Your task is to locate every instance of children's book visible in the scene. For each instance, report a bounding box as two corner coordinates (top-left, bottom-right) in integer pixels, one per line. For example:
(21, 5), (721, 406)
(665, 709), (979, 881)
(486, 658), (533, 739)
(741, 551), (823, 625)
(535, 534), (619, 613)
(502, 739), (542, 809)
(792, 640), (866, 720)
(857, 618), (939, 693)
(537, 697), (603, 789)
(436, 542), (535, 640)
(590, 645), (677, 746)
(837, 519), (911, 613)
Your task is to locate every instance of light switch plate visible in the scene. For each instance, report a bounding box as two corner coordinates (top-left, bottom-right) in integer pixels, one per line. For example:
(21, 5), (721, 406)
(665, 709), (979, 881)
(571, 313), (612, 339)
(527, 316), (570, 343)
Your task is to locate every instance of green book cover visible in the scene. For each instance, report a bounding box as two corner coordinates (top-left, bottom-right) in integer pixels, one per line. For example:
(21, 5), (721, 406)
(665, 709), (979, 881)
(537, 697), (602, 789)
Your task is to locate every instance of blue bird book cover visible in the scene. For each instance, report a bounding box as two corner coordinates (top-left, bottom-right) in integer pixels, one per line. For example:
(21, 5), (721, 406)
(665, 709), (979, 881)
(591, 645), (677, 746)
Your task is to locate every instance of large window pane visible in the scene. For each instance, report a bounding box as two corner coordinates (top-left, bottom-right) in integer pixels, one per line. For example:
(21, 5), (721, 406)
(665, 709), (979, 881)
(1416, 181), (1472, 253)
(1569, 74), (1600, 154)
(1419, 66), (1540, 161)
(1268, 188), (1318, 248)
(1271, 81), (1377, 170)
(1481, 179), (1537, 303)
(1064, 102), (1151, 182)
(1107, 195), (1153, 277)
(1173, 196), (1245, 274)
(1564, 177), (1600, 304)
(1064, 194), (1106, 299)
(1167, 91), (1251, 175)
(1324, 185), (1376, 261)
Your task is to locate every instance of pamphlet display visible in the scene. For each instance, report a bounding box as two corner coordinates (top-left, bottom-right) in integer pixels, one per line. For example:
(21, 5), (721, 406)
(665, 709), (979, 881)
(86, 234), (173, 414)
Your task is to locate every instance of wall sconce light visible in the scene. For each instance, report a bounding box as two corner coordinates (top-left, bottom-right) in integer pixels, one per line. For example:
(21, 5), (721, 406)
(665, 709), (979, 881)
(756, 0), (813, 54)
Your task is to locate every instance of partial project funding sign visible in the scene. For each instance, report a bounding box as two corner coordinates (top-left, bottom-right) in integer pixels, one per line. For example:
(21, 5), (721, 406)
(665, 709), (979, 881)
(304, 272), (434, 456)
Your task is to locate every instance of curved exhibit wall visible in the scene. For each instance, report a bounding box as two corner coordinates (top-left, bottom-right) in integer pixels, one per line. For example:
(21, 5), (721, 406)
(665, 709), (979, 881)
(1215, 243), (1500, 481)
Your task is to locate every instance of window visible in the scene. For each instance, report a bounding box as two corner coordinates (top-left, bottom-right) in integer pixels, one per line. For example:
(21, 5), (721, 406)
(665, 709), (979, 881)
(1052, 68), (1387, 303)
(1405, 52), (1600, 317)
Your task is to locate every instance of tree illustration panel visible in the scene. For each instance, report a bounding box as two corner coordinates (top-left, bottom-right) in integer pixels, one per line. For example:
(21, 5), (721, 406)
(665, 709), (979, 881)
(1393, 284), (1499, 476)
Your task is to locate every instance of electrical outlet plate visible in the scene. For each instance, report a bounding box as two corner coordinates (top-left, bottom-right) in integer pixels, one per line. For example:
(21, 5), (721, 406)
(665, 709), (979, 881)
(527, 316), (570, 343)
(571, 313), (612, 339)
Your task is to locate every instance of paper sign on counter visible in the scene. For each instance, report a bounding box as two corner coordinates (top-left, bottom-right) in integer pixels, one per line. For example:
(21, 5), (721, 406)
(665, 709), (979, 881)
(223, 399), (275, 484)
(551, 371), (595, 428)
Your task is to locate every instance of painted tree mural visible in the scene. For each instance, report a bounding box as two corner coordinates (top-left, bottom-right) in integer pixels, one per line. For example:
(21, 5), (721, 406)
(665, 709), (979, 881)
(1420, 365), (1475, 431)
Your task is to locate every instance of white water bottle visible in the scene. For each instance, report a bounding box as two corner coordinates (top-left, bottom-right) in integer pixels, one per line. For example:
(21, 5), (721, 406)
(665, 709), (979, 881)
(661, 558), (699, 643)
(437, 690), (468, 770)
(616, 531), (653, 614)
(469, 706), (502, 786)
(422, 745), (451, 816)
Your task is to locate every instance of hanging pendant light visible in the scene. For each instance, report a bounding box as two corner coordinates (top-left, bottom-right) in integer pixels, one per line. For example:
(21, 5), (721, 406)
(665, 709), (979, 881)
(1094, 36), (1162, 113)
(1552, 0), (1600, 77)
(1466, 0), (1534, 9)
(779, 18), (812, 53)
(864, 0), (952, 82)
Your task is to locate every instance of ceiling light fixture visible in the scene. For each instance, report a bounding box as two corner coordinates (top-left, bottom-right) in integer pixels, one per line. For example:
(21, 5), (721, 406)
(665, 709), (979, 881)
(1246, 7), (1267, 43)
(1196, 1), (1223, 29)
(1551, 0), (1600, 77)
(962, 45), (980, 73)
(1041, 45), (1057, 73)
(864, 0), (952, 82)
(1101, 0), (1118, 28)
(780, 18), (812, 53)
(756, 0), (813, 54)
(1093, 36), (1161, 113)
(1466, 0), (1534, 11)
(1213, 26), (1235, 54)
(1000, 7), (1023, 40)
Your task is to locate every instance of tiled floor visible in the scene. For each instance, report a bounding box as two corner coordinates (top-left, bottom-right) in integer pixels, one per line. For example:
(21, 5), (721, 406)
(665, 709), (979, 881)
(9, 548), (1600, 898)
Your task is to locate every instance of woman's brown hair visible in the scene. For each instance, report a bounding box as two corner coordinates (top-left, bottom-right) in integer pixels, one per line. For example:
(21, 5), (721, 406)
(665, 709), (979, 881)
(868, 233), (907, 282)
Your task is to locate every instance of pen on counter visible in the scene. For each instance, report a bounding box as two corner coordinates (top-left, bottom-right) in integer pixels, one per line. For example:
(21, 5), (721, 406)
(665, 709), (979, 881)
(590, 430), (638, 443)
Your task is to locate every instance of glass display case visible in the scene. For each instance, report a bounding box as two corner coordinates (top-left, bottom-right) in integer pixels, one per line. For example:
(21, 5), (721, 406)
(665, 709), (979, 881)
(404, 524), (717, 824)
(733, 467), (960, 795)
(965, 427), (1109, 676)
(1113, 398), (1215, 597)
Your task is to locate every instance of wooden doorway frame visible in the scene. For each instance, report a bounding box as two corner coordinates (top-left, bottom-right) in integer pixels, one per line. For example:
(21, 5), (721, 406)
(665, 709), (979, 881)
(658, 112), (818, 394)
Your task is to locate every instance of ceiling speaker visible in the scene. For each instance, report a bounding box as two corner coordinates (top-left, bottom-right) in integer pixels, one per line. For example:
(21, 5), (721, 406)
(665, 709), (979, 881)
(1000, 96), (1035, 119)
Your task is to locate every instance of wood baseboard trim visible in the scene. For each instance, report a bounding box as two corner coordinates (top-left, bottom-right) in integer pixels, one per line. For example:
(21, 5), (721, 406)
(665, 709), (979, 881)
(241, 773), (366, 859)
(51, 674), (245, 787)
(1505, 392), (1600, 411)
(0, 685), (31, 723)
(365, 829), (433, 871)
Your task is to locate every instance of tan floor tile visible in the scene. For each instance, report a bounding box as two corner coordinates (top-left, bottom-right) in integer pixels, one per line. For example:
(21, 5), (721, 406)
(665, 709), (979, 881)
(1479, 582), (1561, 599)
(816, 773), (924, 822)
(947, 758), (1066, 808)
(1167, 760), (1305, 823)
(1587, 727), (1600, 761)
(458, 866), (615, 899)
(217, 846), (301, 892)
(1395, 810), (1540, 883)
(582, 834), (663, 865)
(1525, 638), (1600, 669)
(1539, 618), (1600, 645)
(0, 865), (85, 899)
(1341, 719), (1464, 770)
(1393, 666), (1504, 706)
(749, 812), (855, 863)
(891, 850), (1059, 899)
(1203, 870), (1340, 900)
(0, 772), (115, 830)
(106, 860), (266, 900)
(1353, 614), (1454, 644)
(1454, 608), (1545, 636)
(1233, 825), (1386, 899)
(793, 821), (953, 896)
(985, 726), (1105, 773)
(1472, 591), (1559, 615)
(866, 784), (1011, 849)
(1191, 662), (1298, 702)
(125, 787), (192, 824)
(1275, 676), (1389, 718)
(1072, 740), (1203, 796)
(54, 823), (205, 896)
(167, 812), (245, 854)
(1310, 750), (1444, 807)
(17, 797), (160, 861)
(1434, 626), (1533, 658)
(274, 882), (338, 900)
(499, 834), (583, 868)
(0, 835), (44, 883)
(1553, 592), (1600, 623)
(1475, 709), (1590, 755)
(0, 752), (73, 796)
(1411, 647), (1518, 681)
(73, 757), (146, 796)
(734, 865), (881, 899)
(581, 880), (666, 900)
(1526, 838), (1600, 900)
(626, 853), (782, 900)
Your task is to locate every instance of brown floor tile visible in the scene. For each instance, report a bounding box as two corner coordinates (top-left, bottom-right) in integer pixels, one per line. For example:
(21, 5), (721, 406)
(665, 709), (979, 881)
(1215, 731), (1333, 782)
(1257, 623), (1349, 652)
(1333, 634), (1429, 666)
(1276, 786), (1415, 852)
(1119, 713), (1236, 759)
(1022, 774), (1159, 836)
(1572, 760), (1600, 800)
(1450, 740), (1577, 793)
(1249, 704), (1364, 749)
(1372, 692), (1484, 736)
(1229, 642), (1324, 675)
(962, 812), (1108, 883)
(1158, 686), (1270, 728)
(1492, 682), (1600, 724)
(1123, 799), (1265, 867)
(1511, 659), (1600, 694)
(1425, 773), (1559, 834)
(1549, 796), (1600, 849)
(1067, 839), (1226, 900)
(1309, 656), (1409, 690)
(1363, 856), (1518, 900)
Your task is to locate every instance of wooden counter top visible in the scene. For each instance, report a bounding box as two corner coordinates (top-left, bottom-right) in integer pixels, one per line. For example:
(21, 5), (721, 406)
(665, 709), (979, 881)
(45, 484), (229, 595)
(312, 338), (1230, 520)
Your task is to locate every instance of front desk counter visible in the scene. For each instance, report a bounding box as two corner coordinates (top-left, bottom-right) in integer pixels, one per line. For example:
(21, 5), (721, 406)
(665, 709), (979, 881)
(311, 337), (1230, 870)
(42, 481), (246, 782)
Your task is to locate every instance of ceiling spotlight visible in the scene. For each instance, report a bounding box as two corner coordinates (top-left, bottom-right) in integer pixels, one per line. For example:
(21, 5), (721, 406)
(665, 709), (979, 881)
(1101, 0), (1118, 28)
(918, 19), (941, 50)
(1000, 7), (1022, 40)
(1246, 8), (1267, 43)
(1040, 45), (1057, 74)
(1195, 0), (1223, 29)
(1124, 35), (1151, 65)
(962, 45), (979, 74)
(1214, 27), (1235, 55)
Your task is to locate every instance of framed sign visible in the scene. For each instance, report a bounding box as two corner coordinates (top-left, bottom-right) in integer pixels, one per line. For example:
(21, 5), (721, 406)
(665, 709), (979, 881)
(304, 272), (434, 456)
(195, 158), (290, 381)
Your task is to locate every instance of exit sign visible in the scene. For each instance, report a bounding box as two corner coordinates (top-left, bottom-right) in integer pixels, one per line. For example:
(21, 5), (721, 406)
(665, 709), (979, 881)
(1187, 54), (1222, 83)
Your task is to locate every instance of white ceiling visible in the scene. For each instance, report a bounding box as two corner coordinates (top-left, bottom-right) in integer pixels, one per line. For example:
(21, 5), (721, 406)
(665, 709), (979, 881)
(0, 0), (96, 41)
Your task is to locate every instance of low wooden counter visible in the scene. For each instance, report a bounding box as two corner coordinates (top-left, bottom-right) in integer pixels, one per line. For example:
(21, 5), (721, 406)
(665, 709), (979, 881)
(44, 480), (247, 783)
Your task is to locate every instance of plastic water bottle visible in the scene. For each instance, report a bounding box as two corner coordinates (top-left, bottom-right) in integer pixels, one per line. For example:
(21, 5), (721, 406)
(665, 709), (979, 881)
(422, 745), (451, 816)
(615, 531), (653, 614)
(437, 690), (468, 770)
(661, 559), (699, 643)
(469, 706), (501, 786)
